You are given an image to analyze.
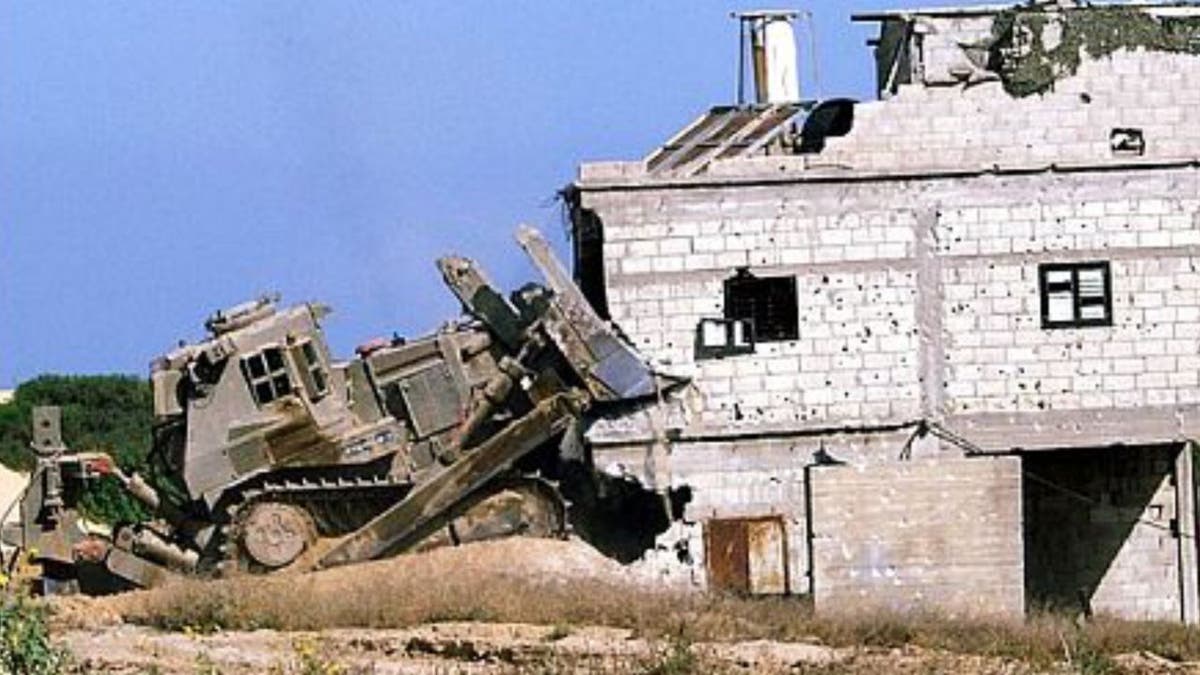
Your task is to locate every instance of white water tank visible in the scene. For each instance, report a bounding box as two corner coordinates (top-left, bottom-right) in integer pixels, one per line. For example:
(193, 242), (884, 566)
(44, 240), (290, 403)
(752, 15), (800, 104)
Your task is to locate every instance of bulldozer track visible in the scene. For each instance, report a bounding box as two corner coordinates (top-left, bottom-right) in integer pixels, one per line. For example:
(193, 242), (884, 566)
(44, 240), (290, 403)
(218, 474), (408, 575)
(216, 473), (567, 576)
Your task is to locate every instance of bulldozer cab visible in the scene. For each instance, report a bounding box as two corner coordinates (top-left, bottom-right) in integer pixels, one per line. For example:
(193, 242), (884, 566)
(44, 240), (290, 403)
(151, 297), (399, 506)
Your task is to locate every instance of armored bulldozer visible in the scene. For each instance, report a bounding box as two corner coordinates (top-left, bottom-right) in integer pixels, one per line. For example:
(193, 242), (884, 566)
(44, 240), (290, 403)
(5, 227), (678, 594)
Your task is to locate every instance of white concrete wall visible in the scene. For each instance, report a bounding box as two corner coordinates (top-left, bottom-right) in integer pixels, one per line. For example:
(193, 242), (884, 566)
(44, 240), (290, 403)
(810, 456), (1024, 618)
(574, 24), (1200, 619)
(584, 167), (1200, 447)
(944, 255), (1200, 415)
(587, 186), (926, 435)
(819, 47), (1200, 172)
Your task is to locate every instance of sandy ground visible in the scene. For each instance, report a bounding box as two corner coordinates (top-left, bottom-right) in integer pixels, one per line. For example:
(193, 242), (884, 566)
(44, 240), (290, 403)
(60, 621), (1127, 674)
(44, 538), (1200, 674)
(62, 623), (1195, 673)
(60, 622), (830, 674)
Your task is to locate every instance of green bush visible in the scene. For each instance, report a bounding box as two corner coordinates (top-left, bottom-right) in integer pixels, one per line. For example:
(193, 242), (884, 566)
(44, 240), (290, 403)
(0, 375), (153, 523)
(0, 596), (67, 675)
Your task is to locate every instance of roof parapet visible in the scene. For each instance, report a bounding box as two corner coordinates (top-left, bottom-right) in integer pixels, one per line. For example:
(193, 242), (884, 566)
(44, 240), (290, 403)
(851, 1), (1200, 22)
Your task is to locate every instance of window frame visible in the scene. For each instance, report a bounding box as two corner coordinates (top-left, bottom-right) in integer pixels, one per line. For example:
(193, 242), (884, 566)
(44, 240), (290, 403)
(1038, 261), (1113, 329)
(723, 268), (799, 343)
(295, 340), (330, 401)
(695, 317), (756, 360)
(239, 345), (294, 406)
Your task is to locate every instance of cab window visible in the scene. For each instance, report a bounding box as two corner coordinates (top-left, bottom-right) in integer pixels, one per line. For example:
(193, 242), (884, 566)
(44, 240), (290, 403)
(298, 341), (329, 399)
(240, 347), (292, 405)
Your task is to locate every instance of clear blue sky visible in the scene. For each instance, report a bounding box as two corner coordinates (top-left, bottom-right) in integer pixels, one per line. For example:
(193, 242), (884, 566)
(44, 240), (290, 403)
(0, 1), (974, 386)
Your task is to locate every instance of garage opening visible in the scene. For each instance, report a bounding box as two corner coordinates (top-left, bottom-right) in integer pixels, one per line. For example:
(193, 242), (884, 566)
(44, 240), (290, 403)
(1022, 444), (1189, 621)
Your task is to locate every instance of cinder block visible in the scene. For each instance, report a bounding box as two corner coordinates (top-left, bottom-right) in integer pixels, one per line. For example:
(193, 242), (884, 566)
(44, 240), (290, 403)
(652, 256), (684, 273)
(623, 257), (652, 274)
(629, 239), (658, 256)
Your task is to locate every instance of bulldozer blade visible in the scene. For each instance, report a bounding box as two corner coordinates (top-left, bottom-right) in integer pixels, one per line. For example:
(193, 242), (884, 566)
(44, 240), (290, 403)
(317, 392), (583, 569)
(514, 225), (672, 401)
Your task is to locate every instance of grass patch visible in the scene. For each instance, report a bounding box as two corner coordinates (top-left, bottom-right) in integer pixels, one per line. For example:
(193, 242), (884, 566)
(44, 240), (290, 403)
(110, 577), (1200, 667)
(85, 541), (1200, 669)
(0, 595), (69, 675)
(640, 636), (696, 675)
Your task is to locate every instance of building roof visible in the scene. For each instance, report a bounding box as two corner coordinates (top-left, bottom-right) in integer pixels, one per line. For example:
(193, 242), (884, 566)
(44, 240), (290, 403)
(642, 103), (809, 178)
(575, 0), (1200, 189)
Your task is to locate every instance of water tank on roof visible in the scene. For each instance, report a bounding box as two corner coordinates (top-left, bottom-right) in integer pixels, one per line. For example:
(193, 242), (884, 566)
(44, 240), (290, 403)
(736, 11), (801, 105)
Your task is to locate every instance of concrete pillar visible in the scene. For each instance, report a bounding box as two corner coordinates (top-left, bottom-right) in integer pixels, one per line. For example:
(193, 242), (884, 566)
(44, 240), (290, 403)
(1177, 443), (1200, 624)
(914, 208), (945, 422)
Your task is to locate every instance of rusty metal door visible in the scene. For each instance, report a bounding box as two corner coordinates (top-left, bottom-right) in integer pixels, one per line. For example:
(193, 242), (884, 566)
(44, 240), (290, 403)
(704, 516), (788, 595)
(746, 518), (788, 594)
(705, 519), (750, 592)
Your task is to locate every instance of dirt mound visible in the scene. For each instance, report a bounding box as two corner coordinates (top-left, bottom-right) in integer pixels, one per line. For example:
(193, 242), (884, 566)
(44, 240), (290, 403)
(47, 539), (1198, 673)
(53, 537), (668, 632)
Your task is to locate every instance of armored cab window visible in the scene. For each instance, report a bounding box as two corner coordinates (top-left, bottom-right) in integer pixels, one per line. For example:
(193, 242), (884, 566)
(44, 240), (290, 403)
(296, 341), (329, 400)
(240, 347), (292, 405)
(723, 268), (799, 342)
(1039, 261), (1112, 329)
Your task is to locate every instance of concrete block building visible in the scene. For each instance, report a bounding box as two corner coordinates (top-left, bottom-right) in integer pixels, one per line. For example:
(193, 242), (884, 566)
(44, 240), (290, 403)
(566, 2), (1200, 621)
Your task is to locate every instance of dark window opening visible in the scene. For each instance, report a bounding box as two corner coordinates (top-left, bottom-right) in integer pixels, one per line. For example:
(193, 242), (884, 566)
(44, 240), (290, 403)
(1110, 128), (1145, 157)
(724, 268), (798, 342)
(264, 348), (284, 372)
(298, 341), (329, 400)
(247, 354), (266, 378)
(382, 383), (407, 421)
(565, 192), (610, 319)
(240, 346), (293, 405)
(1039, 261), (1112, 329)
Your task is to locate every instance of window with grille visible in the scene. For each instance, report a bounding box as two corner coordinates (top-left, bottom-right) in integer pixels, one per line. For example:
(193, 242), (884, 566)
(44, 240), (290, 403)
(1038, 261), (1112, 329)
(240, 346), (292, 405)
(723, 268), (798, 342)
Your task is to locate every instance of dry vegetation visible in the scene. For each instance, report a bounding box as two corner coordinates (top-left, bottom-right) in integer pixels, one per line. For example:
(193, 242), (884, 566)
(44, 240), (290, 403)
(47, 539), (1200, 673)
